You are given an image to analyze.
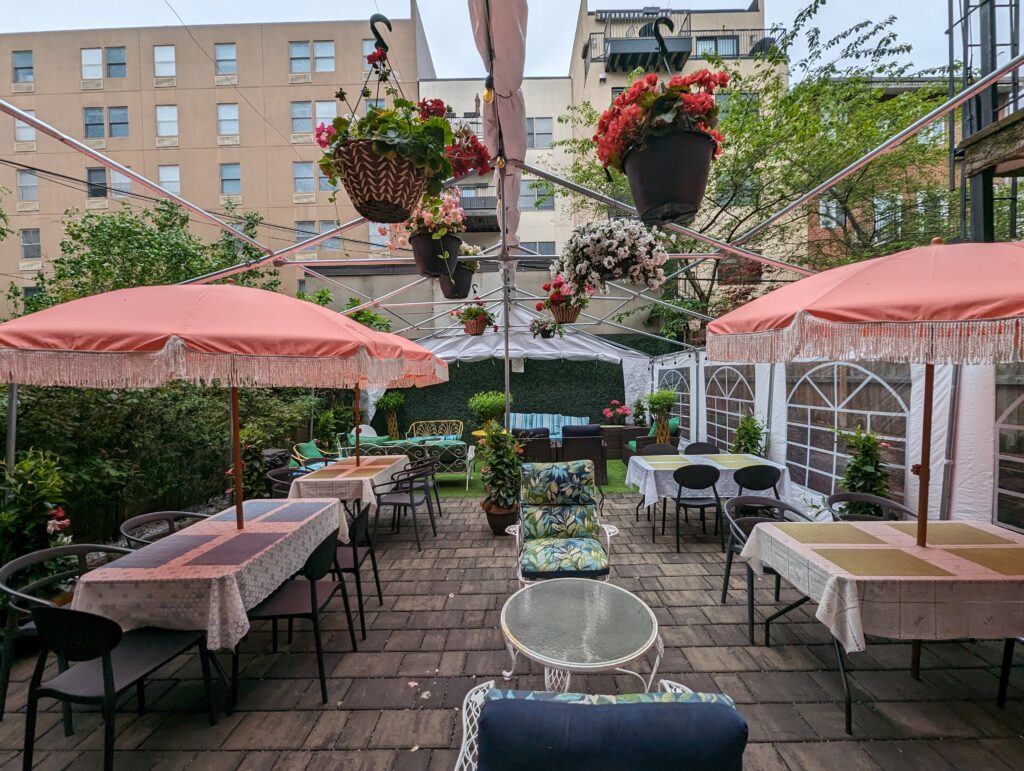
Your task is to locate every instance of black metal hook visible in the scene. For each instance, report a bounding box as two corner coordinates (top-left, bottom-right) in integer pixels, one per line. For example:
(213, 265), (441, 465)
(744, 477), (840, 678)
(369, 13), (392, 52)
(653, 16), (674, 74)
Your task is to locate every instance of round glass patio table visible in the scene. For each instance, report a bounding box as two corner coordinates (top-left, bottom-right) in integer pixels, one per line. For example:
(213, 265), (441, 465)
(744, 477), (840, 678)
(499, 577), (663, 692)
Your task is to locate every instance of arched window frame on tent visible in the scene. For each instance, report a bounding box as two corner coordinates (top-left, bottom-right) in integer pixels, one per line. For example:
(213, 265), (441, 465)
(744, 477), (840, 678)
(657, 367), (691, 439)
(704, 364), (755, 451)
(995, 364), (1024, 532)
(785, 362), (910, 499)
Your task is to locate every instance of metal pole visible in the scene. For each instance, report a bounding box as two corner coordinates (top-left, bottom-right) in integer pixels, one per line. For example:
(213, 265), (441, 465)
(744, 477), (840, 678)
(605, 280), (715, 322)
(342, 277), (430, 315)
(230, 387), (245, 530)
(916, 363), (935, 547)
(519, 161), (815, 277)
(0, 99), (270, 254)
(498, 163), (513, 427)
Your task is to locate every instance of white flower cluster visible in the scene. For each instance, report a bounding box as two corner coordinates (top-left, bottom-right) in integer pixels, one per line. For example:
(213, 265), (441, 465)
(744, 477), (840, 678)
(552, 219), (670, 299)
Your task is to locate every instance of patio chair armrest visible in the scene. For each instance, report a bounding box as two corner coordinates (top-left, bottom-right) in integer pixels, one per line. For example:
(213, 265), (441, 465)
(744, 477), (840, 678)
(600, 523), (618, 555)
(454, 680), (495, 771)
(658, 678), (694, 694)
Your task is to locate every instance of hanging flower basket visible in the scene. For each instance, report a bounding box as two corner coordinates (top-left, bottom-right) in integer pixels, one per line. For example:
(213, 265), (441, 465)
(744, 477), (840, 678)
(410, 233), (461, 278)
(464, 317), (488, 336)
(536, 275), (591, 324)
(439, 264), (475, 299)
(623, 129), (716, 226)
(334, 140), (429, 223)
(451, 298), (496, 337)
(550, 304), (581, 324)
(552, 220), (669, 301)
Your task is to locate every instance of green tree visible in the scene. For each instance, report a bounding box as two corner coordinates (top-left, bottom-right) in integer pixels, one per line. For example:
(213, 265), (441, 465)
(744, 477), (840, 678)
(555, 10), (957, 342)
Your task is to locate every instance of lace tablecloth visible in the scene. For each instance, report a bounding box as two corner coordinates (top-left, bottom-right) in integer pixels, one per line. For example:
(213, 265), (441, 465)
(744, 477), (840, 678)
(72, 499), (340, 650)
(741, 520), (1024, 653)
(625, 453), (792, 509)
(289, 454), (408, 518)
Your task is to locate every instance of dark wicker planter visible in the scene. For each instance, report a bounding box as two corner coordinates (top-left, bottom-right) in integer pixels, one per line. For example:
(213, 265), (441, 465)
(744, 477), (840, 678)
(335, 139), (428, 223)
(539, 327), (556, 339)
(411, 233), (461, 278)
(438, 265), (475, 299)
(482, 501), (518, 536)
(623, 129), (716, 226)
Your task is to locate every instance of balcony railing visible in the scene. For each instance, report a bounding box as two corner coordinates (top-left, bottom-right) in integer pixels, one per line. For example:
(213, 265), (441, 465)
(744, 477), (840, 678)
(586, 26), (780, 75)
(596, 9), (691, 41)
(689, 29), (781, 59)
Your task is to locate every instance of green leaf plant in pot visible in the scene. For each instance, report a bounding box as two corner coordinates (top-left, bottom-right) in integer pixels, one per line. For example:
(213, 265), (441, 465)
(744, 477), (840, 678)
(643, 388), (677, 444)
(467, 390), (508, 428)
(478, 420), (523, 534)
(836, 426), (891, 517)
(732, 413), (765, 456)
(375, 390), (405, 439)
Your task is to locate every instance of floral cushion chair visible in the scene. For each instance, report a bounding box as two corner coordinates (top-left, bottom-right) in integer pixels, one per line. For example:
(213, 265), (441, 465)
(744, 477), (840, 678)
(508, 460), (618, 583)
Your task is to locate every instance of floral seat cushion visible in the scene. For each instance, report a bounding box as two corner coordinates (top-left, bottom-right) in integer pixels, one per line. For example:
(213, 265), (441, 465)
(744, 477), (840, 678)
(521, 460), (598, 506)
(521, 504), (599, 540)
(485, 688), (736, 708)
(520, 536), (609, 579)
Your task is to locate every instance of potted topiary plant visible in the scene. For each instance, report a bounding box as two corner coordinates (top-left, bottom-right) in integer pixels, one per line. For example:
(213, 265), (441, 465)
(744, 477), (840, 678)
(836, 426), (892, 516)
(451, 299), (496, 336)
(534, 274), (592, 324)
(594, 69), (728, 225)
(643, 388), (677, 444)
(468, 390), (508, 427)
(375, 390), (405, 439)
(478, 419), (523, 535)
(439, 243), (482, 300)
(732, 413), (765, 456)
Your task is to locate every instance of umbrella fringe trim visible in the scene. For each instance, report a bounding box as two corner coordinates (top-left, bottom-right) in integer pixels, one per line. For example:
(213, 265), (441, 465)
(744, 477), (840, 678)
(0, 336), (447, 389)
(706, 313), (1024, 364)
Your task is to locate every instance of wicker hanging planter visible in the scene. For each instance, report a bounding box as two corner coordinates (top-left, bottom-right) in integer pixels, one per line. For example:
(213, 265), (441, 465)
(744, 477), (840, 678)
(334, 139), (429, 223)
(550, 304), (581, 324)
(464, 317), (488, 336)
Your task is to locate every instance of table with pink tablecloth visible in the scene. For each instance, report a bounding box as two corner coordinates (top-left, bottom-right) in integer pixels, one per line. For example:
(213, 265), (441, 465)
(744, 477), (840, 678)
(289, 454), (408, 521)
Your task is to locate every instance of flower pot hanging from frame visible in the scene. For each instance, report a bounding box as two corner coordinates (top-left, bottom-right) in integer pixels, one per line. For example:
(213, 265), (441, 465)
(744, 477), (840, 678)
(439, 264), (474, 300)
(622, 129), (716, 226)
(410, 233), (461, 278)
(334, 139), (429, 223)
(464, 317), (488, 336)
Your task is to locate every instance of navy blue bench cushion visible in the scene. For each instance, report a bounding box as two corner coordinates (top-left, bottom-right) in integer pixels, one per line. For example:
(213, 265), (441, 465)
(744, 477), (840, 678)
(477, 695), (747, 771)
(561, 424), (602, 437)
(511, 427), (550, 438)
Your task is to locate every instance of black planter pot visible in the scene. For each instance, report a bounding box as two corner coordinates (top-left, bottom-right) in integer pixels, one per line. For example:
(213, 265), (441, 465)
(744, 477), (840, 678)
(410, 233), (462, 278)
(622, 129), (715, 226)
(539, 328), (555, 339)
(438, 265), (475, 300)
(482, 501), (518, 536)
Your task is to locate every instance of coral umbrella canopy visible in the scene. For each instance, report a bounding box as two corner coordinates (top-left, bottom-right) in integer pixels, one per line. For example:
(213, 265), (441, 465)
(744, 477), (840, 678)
(706, 241), (1024, 365)
(0, 284), (447, 389)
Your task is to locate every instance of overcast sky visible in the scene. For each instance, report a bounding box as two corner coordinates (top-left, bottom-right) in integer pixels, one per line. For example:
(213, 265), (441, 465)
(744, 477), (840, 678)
(1, 1), (1011, 78)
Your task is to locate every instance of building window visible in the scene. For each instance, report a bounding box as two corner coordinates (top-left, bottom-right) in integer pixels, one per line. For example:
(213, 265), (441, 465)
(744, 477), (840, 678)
(158, 164), (180, 194)
(81, 48), (102, 80)
(873, 195), (902, 243)
(217, 103), (239, 135)
(786, 362), (910, 498)
(290, 101), (312, 133)
(19, 229), (40, 260)
(12, 51), (33, 83)
(818, 197), (845, 229)
(315, 100), (336, 127)
(86, 167), (107, 198)
(526, 117), (553, 149)
(297, 278), (307, 294)
(215, 43), (237, 75)
(658, 368), (692, 441)
(16, 170), (38, 201)
(313, 40), (335, 72)
(108, 106), (128, 138)
(22, 286), (40, 300)
(368, 223), (389, 250)
(154, 45), (175, 77)
(292, 162), (315, 193)
(519, 179), (554, 211)
(83, 107), (105, 138)
(105, 47), (126, 78)
(611, 86), (625, 101)
(317, 166), (336, 192)
(110, 169), (131, 198)
(362, 39), (376, 71)
(996, 363), (1024, 531)
(320, 220), (341, 250)
(695, 36), (739, 57)
(295, 221), (317, 250)
(220, 163), (241, 195)
(288, 41), (311, 74)
(518, 241), (556, 256)
(14, 112), (35, 142)
(704, 364), (755, 451)
(156, 105), (178, 137)
(366, 99), (385, 114)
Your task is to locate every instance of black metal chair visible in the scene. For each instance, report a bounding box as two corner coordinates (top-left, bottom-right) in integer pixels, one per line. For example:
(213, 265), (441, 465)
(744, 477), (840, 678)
(119, 511), (211, 549)
(24, 606), (214, 771)
(265, 465), (310, 498)
(0, 544), (132, 728)
(373, 466), (437, 551)
(335, 500), (384, 641)
(234, 528), (352, 707)
(404, 455), (445, 518)
(827, 491), (916, 521)
(721, 496), (813, 645)
(660, 464), (722, 552)
(683, 441), (720, 455)
(633, 443), (681, 523)
(998, 637), (1022, 708)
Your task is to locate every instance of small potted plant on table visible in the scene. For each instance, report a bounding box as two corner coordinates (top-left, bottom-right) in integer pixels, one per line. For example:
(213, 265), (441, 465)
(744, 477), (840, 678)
(451, 299), (496, 336)
(478, 420), (523, 535)
(644, 388), (677, 445)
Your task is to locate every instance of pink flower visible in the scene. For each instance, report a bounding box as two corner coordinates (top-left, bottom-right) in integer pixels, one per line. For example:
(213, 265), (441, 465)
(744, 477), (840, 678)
(47, 518), (71, 534)
(376, 224), (388, 236)
(602, 408), (613, 418)
(314, 122), (336, 150)
(610, 400), (620, 406)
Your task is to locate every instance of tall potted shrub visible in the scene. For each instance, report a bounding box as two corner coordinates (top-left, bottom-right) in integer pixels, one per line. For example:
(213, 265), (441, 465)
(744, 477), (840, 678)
(594, 69), (728, 225)
(468, 390), (508, 428)
(732, 413), (765, 456)
(375, 390), (405, 439)
(644, 389), (677, 445)
(836, 426), (891, 516)
(478, 420), (523, 535)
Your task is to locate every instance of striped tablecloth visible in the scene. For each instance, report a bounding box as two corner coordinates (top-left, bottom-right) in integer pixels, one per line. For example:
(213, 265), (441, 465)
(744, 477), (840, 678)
(625, 453), (792, 509)
(289, 454), (408, 518)
(72, 499), (340, 650)
(741, 520), (1024, 653)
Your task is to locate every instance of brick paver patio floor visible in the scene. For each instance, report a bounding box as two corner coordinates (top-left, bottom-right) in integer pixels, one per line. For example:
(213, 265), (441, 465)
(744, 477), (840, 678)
(2, 494), (1023, 769)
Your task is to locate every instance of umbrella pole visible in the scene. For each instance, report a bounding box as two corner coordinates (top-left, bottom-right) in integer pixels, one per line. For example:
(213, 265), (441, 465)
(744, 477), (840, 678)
(353, 383), (361, 467)
(230, 386), (244, 530)
(916, 363), (934, 547)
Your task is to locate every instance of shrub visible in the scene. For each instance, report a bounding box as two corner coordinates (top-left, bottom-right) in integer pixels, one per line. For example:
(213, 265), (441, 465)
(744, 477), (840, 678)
(375, 391), (406, 413)
(0, 450), (68, 568)
(836, 426), (890, 515)
(468, 391), (508, 426)
(732, 413), (765, 455)
(479, 421), (523, 511)
(643, 389), (676, 419)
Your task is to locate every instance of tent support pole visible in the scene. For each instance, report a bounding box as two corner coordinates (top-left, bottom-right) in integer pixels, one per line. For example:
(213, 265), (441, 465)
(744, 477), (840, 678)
(230, 387), (244, 530)
(4, 384), (16, 501)
(353, 384), (361, 467)
(498, 161), (512, 427)
(916, 363), (934, 547)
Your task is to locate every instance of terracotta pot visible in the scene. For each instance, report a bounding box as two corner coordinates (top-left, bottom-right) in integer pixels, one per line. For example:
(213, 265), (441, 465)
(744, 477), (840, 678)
(622, 129), (716, 226)
(439, 265), (475, 299)
(410, 233), (461, 278)
(464, 317), (488, 336)
(550, 303), (581, 324)
(482, 500), (519, 536)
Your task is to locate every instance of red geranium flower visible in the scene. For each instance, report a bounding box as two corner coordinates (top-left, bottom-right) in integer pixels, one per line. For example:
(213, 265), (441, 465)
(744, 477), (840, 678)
(366, 46), (387, 70)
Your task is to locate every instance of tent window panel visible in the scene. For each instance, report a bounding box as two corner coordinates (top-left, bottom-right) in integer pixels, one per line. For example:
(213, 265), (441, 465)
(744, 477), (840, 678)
(704, 364), (754, 450)
(658, 368), (691, 439)
(996, 363), (1024, 530)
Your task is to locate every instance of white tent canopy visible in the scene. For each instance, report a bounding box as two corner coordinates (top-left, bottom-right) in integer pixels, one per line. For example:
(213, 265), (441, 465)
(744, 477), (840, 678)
(420, 303), (652, 412)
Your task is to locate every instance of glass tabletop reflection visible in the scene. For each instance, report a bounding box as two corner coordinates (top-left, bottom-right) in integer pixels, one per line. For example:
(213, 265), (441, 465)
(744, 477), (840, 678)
(500, 578), (658, 670)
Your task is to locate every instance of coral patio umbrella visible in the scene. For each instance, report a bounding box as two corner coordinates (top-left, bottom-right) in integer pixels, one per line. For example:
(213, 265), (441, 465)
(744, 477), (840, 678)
(706, 240), (1024, 547)
(0, 284), (448, 529)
